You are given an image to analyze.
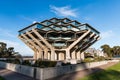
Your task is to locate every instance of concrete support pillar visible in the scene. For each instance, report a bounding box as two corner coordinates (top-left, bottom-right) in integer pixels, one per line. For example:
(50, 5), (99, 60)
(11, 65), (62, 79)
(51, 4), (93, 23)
(59, 53), (65, 60)
(51, 50), (55, 61)
(48, 52), (51, 60)
(44, 50), (48, 60)
(34, 52), (37, 60)
(71, 50), (76, 59)
(80, 52), (84, 61)
(55, 52), (57, 60)
(66, 49), (71, 60)
(76, 51), (80, 60)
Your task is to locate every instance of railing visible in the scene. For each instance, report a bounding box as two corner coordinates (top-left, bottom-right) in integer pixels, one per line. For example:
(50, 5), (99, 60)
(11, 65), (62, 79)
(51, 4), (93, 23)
(19, 24), (43, 35)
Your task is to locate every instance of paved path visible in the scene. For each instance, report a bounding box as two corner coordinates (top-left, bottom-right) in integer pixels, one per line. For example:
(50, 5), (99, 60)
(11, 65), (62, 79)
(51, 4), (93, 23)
(0, 68), (36, 80)
(48, 62), (118, 80)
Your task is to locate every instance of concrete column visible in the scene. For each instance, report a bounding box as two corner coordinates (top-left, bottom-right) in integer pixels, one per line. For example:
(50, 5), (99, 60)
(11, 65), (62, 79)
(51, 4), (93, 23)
(71, 50), (76, 59)
(48, 52), (51, 60)
(37, 50), (43, 60)
(76, 51), (80, 60)
(59, 53), (65, 60)
(55, 52), (57, 60)
(66, 49), (71, 60)
(44, 50), (48, 60)
(34, 52), (37, 60)
(80, 52), (84, 61)
(18, 36), (35, 51)
(67, 30), (91, 50)
(51, 50), (55, 61)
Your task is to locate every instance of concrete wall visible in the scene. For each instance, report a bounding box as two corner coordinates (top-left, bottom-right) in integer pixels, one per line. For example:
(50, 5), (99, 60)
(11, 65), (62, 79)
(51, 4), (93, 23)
(0, 61), (115, 80)
(36, 61), (107, 80)
(0, 61), (34, 77)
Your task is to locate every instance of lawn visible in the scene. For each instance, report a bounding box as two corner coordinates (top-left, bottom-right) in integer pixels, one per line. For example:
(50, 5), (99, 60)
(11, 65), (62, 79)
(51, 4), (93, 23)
(80, 62), (120, 80)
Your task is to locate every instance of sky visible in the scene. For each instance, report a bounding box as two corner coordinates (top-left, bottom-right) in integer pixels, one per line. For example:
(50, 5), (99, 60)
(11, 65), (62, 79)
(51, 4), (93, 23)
(0, 0), (120, 56)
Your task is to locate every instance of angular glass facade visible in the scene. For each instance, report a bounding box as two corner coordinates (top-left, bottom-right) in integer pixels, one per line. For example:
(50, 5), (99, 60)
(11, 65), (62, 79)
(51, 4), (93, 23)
(18, 18), (100, 62)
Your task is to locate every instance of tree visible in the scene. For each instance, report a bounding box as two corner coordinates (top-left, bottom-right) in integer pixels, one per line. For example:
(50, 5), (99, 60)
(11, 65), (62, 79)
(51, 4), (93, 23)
(101, 44), (112, 58)
(112, 46), (120, 56)
(0, 42), (20, 58)
(0, 42), (7, 57)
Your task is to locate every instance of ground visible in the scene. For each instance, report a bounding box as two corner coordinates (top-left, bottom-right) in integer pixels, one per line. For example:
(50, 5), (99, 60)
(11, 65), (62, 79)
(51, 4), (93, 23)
(80, 62), (120, 80)
(49, 62), (118, 80)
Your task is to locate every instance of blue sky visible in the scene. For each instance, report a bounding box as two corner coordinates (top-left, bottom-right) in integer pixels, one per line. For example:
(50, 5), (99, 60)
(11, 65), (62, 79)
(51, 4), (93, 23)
(0, 0), (120, 56)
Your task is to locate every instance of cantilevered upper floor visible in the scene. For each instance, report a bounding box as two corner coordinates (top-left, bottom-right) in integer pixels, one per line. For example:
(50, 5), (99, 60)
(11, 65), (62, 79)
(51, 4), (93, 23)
(18, 18), (100, 61)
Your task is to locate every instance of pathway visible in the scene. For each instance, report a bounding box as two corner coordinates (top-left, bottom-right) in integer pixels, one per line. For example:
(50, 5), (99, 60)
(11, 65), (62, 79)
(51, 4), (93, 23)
(0, 68), (36, 80)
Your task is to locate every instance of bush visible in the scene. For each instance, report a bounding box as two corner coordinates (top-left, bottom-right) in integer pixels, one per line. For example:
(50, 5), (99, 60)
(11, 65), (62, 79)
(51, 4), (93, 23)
(12, 58), (21, 64)
(34, 60), (57, 68)
(94, 56), (106, 61)
(83, 58), (94, 62)
(22, 60), (31, 66)
(62, 62), (71, 66)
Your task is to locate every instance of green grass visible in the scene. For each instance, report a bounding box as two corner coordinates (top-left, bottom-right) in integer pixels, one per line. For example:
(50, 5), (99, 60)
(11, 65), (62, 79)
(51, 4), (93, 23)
(0, 76), (4, 80)
(80, 62), (120, 80)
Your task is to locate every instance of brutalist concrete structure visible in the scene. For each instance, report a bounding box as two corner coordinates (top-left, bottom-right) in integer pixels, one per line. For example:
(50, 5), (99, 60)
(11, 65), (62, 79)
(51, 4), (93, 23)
(18, 18), (100, 62)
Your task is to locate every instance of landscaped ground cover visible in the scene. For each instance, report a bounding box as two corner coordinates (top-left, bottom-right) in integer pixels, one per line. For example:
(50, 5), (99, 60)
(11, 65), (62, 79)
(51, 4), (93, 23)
(80, 62), (120, 80)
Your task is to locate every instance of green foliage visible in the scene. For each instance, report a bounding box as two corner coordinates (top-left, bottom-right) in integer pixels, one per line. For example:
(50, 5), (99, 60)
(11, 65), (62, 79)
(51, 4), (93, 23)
(34, 60), (57, 68)
(83, 58), (94, 62)
(0, 76), (4, 80)
(94, 56), (105, 61)
(13, 58), (21, 64)
(22, 60), (31, 66)
(61, 62), (71, 66)
(80, 62), (120, 80)
(0, 42), (21, 58)
(101, 44), (120, 58)
(4, 58), (21, 64)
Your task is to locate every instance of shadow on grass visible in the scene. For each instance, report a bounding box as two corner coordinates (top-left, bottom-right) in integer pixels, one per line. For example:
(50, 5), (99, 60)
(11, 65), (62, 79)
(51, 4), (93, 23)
(81, 69), (120, 80)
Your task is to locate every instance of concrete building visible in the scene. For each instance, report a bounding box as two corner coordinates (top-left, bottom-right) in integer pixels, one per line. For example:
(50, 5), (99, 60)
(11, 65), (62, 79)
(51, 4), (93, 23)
(85, 48), (105, 57)
(18, 18), (100, 62)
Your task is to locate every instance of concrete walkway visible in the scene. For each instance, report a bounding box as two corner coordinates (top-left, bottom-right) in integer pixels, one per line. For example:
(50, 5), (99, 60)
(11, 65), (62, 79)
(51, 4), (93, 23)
(0, 68), (36, 80)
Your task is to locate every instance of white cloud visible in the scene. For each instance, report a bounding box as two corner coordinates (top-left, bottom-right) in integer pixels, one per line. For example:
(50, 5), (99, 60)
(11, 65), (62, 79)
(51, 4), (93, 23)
(50, 5), (78, 17)
(0, 39), (33, 56)
(0, 28), (15, 38)
(19, 15), (35, 22)
(101, 30), (114, 39)
(84, 17), (91, 21)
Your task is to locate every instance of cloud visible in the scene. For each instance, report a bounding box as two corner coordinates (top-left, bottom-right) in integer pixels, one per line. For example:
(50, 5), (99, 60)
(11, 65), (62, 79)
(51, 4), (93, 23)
(84, 17), (91, 21)
(0, 28), (15, 38)
(19, 15), (35, 22)
(0, 39), (33, 56)
(50, 5), (78, 17)
(101, 30), (114, 39)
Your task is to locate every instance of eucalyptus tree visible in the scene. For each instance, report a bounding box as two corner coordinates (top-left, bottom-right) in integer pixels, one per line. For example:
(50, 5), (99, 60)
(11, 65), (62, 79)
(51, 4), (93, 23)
(101, 44), (112, 58)
(112, 46), (120, 56)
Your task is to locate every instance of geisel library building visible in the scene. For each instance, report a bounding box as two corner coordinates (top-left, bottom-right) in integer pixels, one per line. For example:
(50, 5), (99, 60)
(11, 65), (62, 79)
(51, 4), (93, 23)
(18, 18), (100, 63)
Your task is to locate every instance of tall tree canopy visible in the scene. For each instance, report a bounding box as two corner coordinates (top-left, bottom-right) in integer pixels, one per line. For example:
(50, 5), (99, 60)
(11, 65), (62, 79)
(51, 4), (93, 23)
(101, 44), (120, 58)
(0, 42), (20, 58)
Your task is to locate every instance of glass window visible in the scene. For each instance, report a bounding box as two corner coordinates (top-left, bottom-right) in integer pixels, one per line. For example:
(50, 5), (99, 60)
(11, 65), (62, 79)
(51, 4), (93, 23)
(62, 27), (67, 31)
(54, 27), (61, 31)
(71, 27), (79, 31)
(42, 27), (52, 31)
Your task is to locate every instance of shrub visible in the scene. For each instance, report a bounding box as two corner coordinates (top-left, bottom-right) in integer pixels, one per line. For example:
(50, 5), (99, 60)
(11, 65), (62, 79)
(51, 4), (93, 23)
(22, 60), (31, 66)
(62, 62), (71, 66)
(12, 58), (21, 64)
(34, 60), (57, 68)
(83, 58), (94, 62)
